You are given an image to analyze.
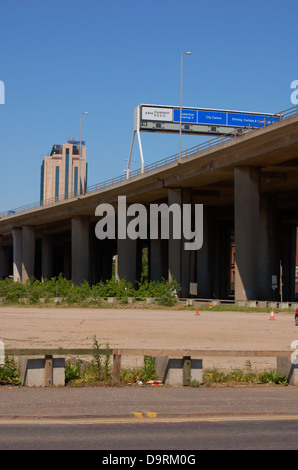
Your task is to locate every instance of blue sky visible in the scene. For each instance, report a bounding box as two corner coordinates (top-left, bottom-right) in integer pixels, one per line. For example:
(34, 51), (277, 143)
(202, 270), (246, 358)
(0, 0), (297, 212)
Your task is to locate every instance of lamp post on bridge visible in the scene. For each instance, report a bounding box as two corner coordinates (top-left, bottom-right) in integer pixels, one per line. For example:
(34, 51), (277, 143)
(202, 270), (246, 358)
(179, 51), (192, 160)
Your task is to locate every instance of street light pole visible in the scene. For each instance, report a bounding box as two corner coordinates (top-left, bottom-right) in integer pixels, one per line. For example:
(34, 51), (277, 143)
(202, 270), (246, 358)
(179, 51), (192, 160)
(79, 112), (89, 195)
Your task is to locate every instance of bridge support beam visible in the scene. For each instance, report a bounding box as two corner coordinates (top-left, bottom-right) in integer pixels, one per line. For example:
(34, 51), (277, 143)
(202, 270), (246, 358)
(71, 216), (90, 285)
(149, 239), (167, 282)
(234, 166), (260, 301)
(63, 243), (71, 280)
(117, 217), (138, 287)
(280, 223), (296, 302)
(22, 226), (36, 283)
(41, 235), (53, 281)
(213, 221), (232, 299)
(196, 207), (215, 299)
(168, 189), (182, 286)
(167, 189), (191, 297)
(258, 195), (279, 300)
(196, 208), (232, 300)
(92, 237), (114, 284)
(12, 227), (22, 282)
(234, 167), (296, 302)
(0, 245), (12, 279)
(181, 189), (192, 298)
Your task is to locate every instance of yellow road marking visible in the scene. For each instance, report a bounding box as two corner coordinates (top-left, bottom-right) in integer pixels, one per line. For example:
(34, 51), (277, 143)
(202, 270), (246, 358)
(1, 414), (298, 426)
(130, 411), (157, 418)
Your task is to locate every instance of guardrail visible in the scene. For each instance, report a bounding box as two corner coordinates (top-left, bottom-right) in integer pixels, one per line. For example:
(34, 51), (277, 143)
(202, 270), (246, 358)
(6, 347), (292, 387)
(6, 348), (291, 357)
(1, 105), (297, 219)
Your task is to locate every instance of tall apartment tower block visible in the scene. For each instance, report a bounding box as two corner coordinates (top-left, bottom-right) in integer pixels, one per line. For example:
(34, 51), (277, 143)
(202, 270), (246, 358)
(40, 139), (87, 204)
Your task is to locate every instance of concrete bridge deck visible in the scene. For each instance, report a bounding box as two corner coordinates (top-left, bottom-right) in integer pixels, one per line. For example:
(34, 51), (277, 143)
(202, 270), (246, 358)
(1, 106), (298, 302)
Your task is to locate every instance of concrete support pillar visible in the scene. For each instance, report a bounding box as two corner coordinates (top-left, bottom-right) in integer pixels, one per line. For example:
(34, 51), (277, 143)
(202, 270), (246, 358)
(41, 235), (53, 281)
(280, 223), (296, 302)
(181, 189), (192, 298)
(63, 243), (71, 280)
(213, 222), (232, 300)
(114, 254), (119, 279)
(136, 242), (143, 284)
(21, 226), (36, 283)
(12, 227), (22, 282)
(196, 207), (215, 299)
(168, 189), (182, 286)
(234, 166), (260, 301)
(258, 194), (279, 300)
(92, 238), (114, 284)
(0, 246), (12, 279)
(117, 216), (137, 286)
(71, 216), (90, 285)
(167, 188), (193, 297)
(149, 238), (168, 281)
(189, 249), (196, 285)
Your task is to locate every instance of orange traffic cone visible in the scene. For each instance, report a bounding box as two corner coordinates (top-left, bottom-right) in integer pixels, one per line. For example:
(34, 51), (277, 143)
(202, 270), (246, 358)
(270, 309), (275, 320)
(195, 306), (199, 316)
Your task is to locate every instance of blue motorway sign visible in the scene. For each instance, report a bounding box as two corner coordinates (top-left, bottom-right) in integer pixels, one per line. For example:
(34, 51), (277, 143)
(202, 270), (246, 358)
(198, 110), (227, 126)
(139, 104), (277, 136)
(173, 108), (197, 123)
(172, 107), (275, 127)
(227, 112), (266, 127)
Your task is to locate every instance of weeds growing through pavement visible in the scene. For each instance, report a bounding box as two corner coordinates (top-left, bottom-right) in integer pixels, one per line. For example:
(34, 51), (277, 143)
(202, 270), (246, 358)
(0, 356), (21, 385)
(65, 336), (112, 385)
(65, 336), (156, 386)
(203, 360), (288, 387)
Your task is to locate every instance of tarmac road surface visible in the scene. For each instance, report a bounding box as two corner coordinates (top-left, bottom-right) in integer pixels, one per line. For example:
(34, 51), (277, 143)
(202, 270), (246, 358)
(1, 386), (298, 450)
(1, 418), (298, 450)
(1, 385), (298, 421)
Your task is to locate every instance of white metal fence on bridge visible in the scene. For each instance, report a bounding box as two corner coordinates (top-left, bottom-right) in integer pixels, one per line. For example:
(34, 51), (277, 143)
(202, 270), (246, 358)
(1, 105), (297, 219)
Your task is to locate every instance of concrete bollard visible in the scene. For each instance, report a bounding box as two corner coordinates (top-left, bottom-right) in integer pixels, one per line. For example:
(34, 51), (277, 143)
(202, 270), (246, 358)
(19, 355), (65, 387)
(155, 356), (203, 386)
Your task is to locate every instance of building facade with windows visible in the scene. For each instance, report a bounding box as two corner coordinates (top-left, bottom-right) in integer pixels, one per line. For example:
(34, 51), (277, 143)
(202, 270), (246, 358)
(40, 139), (87, 204)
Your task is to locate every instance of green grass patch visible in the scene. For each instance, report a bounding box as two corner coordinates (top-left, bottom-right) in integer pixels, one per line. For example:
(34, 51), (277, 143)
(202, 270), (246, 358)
(65, 335), (156, 386)
(65, 353), (156, 386)
(0, 275), (180, 308)
(0, 356), (21, 385)
(203, 360), (288, 387)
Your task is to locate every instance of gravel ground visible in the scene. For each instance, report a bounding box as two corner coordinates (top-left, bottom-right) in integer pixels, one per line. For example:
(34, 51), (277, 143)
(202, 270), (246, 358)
(0, 305), (297, 370)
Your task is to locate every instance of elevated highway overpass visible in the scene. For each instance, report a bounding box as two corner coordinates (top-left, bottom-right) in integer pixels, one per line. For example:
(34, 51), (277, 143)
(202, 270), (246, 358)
(1, 106), (298, 302)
